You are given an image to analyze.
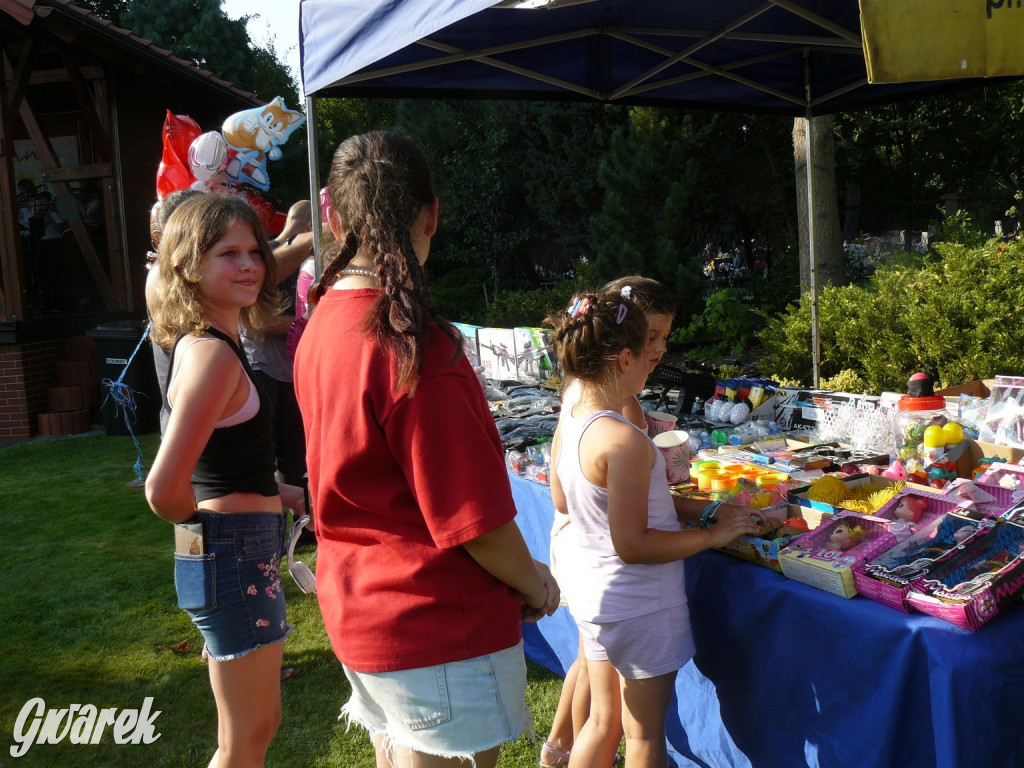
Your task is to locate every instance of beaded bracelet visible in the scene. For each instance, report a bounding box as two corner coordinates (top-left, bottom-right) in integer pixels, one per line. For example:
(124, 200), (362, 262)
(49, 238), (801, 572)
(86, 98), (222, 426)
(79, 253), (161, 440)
(700, 501), (723, 528)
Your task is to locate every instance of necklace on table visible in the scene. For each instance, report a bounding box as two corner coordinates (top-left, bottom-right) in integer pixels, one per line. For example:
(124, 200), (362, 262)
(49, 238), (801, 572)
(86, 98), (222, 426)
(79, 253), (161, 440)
(339, 267), (377, 279)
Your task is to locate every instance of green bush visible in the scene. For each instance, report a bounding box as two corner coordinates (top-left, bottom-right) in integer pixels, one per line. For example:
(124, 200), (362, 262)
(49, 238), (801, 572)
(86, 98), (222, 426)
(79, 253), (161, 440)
(759, 237), (1024, 392)
(672, 288), (757, 357)
(430, 266), (491, 324)
(485, 282), (581, 328)
(819, 369), (869, 393)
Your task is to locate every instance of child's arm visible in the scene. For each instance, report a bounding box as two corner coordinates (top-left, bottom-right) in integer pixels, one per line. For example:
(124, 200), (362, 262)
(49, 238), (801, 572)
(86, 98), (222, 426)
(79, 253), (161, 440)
(550, 425), (568, 515)
(591, 420), (759, 563)
(674, 496), (771, 530)
(462, 521), (560, 621)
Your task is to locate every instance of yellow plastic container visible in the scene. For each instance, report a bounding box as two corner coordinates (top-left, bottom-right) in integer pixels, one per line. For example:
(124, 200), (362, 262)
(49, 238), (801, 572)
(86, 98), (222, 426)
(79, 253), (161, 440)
(696, 469), (723, 491)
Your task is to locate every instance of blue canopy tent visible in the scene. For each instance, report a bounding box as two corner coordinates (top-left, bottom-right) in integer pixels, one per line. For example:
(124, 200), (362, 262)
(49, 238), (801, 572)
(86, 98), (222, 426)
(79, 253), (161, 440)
(299, 0), (1006, 386)
(297, 4), (1023, 766)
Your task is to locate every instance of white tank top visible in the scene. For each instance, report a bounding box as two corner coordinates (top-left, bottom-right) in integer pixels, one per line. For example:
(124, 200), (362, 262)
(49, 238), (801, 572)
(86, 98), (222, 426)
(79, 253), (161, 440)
(556, 406), (687, 623)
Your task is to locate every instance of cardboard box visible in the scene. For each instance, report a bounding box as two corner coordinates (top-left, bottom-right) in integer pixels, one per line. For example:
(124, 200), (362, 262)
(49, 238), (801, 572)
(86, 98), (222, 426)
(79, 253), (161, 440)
(954, 439), (1024, 479)
(779, 514), (908, 598)
(936, 380), (994, 398)
(906, 518), (1024, 630)
(714, 502), (799, 572)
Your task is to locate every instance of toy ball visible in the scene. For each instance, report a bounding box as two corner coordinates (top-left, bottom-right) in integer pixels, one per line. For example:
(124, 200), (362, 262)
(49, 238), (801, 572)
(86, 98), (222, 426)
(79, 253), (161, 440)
(942, 422), (964, 445)
(729, 402), (750, 425)
(923, 425), (945, 448)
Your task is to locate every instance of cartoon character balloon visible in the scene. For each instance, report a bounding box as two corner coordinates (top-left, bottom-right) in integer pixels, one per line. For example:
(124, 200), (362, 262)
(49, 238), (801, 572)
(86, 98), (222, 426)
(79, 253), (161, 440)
(221, 97), (305, 191)
(187, 131), (231, 193)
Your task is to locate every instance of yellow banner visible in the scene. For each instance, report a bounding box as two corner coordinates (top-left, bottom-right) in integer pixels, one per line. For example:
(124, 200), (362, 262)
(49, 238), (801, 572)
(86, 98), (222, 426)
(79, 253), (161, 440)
(860, 0), (1024, 83)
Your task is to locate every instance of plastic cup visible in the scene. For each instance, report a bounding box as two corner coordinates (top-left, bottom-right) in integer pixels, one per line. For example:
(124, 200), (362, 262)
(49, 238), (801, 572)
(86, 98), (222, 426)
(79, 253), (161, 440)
(653, 430), (691, 484)
(646, 410), (678, 437)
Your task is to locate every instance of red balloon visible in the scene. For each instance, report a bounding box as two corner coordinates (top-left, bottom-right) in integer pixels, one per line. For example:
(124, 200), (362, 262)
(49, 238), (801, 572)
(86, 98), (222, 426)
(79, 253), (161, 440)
(156, 111), (201, 200)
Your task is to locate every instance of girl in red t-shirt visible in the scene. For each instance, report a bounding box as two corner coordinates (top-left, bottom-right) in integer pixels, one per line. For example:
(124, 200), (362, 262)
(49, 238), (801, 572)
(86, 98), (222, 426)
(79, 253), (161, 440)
(294, 131), (559, 768)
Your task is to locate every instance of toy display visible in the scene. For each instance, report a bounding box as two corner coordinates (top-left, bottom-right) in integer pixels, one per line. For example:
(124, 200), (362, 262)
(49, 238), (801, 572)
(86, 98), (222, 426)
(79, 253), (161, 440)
(779, 514), (907, 598)
(907, 519), (1024, 630)
(854, 509), (991, 612)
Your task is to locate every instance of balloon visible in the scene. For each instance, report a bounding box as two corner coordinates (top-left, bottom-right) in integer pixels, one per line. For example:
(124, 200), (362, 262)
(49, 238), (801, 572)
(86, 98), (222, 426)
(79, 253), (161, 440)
(188, 131), (232, 192)
(156, 111), (201, 200)
(221, 97), (305, 191)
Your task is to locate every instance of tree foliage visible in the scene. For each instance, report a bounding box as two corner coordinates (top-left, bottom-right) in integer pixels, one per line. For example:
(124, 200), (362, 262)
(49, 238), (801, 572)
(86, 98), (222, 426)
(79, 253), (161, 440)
(759, 235), (1024, 391)
(75, 0), (297, 105)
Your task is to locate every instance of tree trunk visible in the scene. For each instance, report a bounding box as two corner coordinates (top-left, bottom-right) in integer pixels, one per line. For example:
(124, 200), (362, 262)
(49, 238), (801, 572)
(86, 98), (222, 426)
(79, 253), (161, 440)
(793, 116), (845, 291)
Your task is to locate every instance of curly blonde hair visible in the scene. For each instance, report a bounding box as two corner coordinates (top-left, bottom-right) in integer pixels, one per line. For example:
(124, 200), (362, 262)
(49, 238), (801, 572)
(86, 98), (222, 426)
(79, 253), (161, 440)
(149, 194), (280, 349)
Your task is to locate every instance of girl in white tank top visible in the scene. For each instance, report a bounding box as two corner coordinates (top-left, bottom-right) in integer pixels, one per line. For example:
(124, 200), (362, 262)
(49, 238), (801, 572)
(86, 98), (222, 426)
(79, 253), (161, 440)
(547, 287), (762, 768)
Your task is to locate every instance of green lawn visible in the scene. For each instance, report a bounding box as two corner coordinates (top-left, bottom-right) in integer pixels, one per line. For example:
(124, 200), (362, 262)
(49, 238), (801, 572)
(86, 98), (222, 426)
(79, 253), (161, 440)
(0, 432), (564, 767)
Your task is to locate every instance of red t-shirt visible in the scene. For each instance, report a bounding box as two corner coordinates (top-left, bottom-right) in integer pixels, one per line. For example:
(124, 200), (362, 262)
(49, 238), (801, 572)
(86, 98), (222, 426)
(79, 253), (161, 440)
(294, 288), (522, 672)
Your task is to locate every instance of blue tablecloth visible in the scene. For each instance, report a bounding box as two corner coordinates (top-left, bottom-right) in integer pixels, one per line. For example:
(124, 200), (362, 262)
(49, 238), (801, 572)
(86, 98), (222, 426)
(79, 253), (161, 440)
(508, 471), (1024, 768)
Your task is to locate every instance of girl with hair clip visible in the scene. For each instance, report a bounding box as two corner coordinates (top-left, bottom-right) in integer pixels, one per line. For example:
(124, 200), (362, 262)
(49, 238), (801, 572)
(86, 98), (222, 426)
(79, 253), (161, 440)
(542, 276), (766, 767)
(548, 287), (762, 768)
(146, 193), (306, 767)
(293, 130), (559, 768)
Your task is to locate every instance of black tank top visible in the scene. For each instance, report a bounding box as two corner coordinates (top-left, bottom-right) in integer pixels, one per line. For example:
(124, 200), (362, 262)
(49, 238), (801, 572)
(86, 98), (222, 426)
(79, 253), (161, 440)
(166, 327), (278, 502)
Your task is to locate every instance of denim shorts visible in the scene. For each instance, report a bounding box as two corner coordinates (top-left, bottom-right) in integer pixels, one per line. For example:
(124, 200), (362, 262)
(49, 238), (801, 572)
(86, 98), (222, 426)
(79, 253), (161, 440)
(341, 641), (532, 760)
(174, 511), (291, 662)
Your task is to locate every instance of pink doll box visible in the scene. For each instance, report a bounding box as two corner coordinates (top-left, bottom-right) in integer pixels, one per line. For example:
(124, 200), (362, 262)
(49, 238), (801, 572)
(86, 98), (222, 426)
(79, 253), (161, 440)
(905, 518), (1024, 630)
(853, 507), (993, 613)
(977, 463), (1024, 494)
(941, 477), (1023, 518)
(870, 489), (951, 531)
(778, 513), (908, 598)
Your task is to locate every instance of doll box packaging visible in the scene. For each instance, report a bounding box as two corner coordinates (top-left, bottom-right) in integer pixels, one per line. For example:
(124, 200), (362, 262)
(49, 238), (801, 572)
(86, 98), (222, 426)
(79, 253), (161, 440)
(715, 504), (801, 573)
(787, 475), (937, 530)
(905, 518), (1024, 630)
(778, 513), (909, 598)
(941, 477), (1023, 518)
(853, 506), (993, 613)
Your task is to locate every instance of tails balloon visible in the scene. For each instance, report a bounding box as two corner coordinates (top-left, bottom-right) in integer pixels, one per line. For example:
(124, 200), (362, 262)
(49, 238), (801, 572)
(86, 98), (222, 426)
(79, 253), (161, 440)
(221, 97), (305, 191)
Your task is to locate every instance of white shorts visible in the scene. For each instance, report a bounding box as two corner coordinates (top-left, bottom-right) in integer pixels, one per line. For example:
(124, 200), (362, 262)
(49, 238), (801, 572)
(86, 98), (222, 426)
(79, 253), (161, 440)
(576, 603), (696, 679)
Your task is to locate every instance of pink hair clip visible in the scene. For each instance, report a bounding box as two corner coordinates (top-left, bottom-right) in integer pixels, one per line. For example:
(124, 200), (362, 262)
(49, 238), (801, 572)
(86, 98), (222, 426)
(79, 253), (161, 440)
(616, 285), (631, 324)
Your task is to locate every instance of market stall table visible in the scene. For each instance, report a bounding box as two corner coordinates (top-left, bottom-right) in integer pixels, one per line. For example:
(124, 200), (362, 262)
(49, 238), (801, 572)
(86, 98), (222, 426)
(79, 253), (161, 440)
(508, 471), (1024, 768)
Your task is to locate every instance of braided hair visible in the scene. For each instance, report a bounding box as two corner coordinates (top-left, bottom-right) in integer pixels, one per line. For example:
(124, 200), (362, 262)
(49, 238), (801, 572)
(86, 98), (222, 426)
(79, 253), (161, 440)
(546, 286), (647, 384)
(311, 131), (460, 393)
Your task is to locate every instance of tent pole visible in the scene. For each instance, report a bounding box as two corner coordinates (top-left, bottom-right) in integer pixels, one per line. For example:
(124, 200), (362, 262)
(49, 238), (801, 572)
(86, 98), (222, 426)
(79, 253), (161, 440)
(804, 59), (821, 388)
(305, 94), (323, 279)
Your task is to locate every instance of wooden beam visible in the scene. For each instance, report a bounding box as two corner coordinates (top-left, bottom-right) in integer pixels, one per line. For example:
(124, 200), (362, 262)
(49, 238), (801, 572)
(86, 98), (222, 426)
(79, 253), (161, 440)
(17, 98), (114, 308)
(61, 52), (111, 160)
(41, 163), (112, 183)
(28, 65), (105, 85)
(6, 36), (39, 115)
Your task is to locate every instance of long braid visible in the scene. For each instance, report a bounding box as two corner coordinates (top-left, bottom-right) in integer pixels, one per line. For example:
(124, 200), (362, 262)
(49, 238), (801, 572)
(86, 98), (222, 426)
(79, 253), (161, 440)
(326, 131), (459, 394)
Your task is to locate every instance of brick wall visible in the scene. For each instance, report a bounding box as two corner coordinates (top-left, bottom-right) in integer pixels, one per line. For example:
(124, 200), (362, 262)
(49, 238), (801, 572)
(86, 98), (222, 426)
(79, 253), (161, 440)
(0, 341), (63, 441)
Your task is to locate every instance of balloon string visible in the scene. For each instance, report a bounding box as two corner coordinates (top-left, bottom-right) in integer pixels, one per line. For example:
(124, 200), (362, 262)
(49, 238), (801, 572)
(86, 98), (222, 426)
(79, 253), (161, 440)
(100, 323), (152, 482)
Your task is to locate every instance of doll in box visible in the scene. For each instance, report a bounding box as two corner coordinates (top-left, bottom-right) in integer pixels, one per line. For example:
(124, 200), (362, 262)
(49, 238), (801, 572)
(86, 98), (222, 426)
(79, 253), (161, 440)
(886, 519), (978, 578)
(924, 525), (1024, 598)
(826, 523), (867, 551)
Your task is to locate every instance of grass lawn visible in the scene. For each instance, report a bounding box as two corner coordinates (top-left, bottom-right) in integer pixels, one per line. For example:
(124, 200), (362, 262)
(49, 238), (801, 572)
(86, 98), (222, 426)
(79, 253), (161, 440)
(0, 432), (564, 767)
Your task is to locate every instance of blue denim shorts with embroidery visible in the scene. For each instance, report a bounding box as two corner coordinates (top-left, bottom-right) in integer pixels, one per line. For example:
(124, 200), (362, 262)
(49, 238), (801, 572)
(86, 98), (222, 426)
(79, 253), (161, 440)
(173, 511), (291, 662)
(341, 640), (532, 760)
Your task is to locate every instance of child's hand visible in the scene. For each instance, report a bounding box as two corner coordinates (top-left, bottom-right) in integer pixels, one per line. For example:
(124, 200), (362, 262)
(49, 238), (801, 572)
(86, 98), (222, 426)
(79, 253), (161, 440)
(520, 561), (560, 623)
(707, 504), (763, 547)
